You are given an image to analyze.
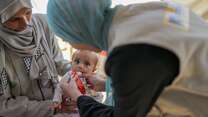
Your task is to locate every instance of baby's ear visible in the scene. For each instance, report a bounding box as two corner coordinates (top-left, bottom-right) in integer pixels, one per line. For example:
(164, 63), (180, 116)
(93, 68), (96, 72)
(92, 65), (97, 72)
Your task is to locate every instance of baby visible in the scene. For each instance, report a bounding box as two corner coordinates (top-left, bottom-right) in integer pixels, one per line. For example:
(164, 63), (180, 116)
(53, 50), (102, 115)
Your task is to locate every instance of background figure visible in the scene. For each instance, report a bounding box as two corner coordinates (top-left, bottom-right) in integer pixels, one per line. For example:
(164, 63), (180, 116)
(0, 0), (72, 117)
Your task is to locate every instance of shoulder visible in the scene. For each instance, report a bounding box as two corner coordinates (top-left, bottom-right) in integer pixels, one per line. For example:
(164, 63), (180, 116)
(32, 14), (48, 24)
(32, 14), (56, 45)
(110, 2), (167, 31)
(110, 1), (167, 33)
(32, 13), (55, 37)
(114, 1), (166, 18)
(32, 14), (49, 30)
(108, 2), (171, 51)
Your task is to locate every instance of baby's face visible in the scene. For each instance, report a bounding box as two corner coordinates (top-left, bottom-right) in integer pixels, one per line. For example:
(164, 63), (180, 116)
(71, 50), (98, 74)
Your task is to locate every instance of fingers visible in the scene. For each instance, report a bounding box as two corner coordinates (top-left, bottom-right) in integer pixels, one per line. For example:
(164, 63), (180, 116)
(60, 77), (68, 84)
(62, 72), (71, 83)
(68, 77), (77, 86)
(82, 73), (95, 78)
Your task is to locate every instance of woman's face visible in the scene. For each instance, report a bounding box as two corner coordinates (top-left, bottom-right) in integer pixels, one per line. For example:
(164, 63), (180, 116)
(71, 43), (102, 53)
(2, 7), (32, 32)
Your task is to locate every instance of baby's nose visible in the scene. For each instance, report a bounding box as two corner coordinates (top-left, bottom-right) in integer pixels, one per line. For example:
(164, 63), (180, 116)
(77, 64), (85, 71)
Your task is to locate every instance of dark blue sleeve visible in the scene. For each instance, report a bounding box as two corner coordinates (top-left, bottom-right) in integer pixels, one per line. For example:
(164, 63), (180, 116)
(77, 96), (114, 117)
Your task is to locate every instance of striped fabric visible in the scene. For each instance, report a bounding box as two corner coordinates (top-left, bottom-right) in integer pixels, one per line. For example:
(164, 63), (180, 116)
(0, 68), (8, 95)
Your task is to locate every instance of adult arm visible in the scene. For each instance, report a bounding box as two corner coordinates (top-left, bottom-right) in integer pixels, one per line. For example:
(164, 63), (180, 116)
(77, 96), (114, 117)
(50, 33), (71, 76)
(36, 14), (71, 76)
(60, 77), (114, 117)
(0, 83), (54, 117)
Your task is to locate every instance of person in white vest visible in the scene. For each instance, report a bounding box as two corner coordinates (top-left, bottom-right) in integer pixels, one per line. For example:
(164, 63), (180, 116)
(47, 0), (208, 117)
(0, 0), (79, 117)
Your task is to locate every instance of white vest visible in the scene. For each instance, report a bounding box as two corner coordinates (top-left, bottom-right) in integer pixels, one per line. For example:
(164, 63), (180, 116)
(108, 2), (208, 117)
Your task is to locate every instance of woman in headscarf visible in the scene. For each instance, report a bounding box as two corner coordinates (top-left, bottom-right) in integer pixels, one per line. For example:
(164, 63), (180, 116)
(0, 0), (73, 117)
(47, 0), (208, 117)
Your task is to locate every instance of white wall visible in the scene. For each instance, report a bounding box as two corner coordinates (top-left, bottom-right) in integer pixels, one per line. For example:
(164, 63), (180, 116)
(32, 0), (48, 13)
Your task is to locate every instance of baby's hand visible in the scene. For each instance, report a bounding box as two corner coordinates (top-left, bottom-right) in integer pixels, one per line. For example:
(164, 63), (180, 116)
(70, 71), (86, 94)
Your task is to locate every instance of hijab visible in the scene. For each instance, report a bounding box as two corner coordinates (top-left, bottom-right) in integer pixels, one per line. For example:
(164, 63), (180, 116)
(0, 0), (37, 55)
(47, 0), (117, 51)
(0, 0), (58, 80)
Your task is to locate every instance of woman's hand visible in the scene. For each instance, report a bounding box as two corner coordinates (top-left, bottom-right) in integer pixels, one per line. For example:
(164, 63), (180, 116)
(59, 77), (82, 102)
(60, 95), (78, 114)
(82, 73), (106, 91)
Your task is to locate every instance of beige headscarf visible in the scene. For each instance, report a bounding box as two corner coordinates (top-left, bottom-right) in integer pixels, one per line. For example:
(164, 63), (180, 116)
(0, 0), (35, 55)
(0, 0), (32, 23)
(0, 0), (58, 80)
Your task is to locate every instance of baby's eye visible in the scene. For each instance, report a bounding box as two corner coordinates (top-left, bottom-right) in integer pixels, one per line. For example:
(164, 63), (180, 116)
(74, 59), (80, 64)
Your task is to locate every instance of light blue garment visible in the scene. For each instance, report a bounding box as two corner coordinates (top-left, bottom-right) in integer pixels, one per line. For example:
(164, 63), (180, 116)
(105, 78), (114, 106)
(47, 0), (117, 51)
